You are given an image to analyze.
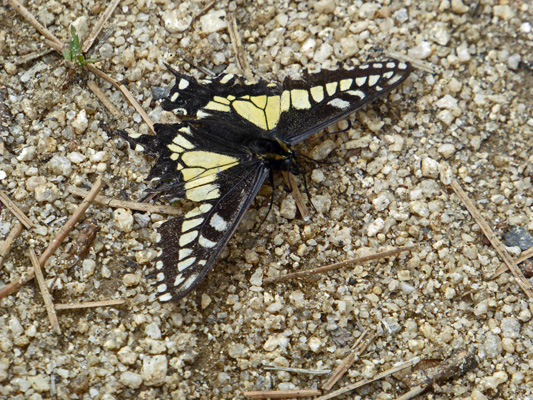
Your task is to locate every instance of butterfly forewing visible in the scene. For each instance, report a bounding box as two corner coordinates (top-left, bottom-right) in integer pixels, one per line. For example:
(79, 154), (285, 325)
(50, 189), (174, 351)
(277, 60), (413, 145)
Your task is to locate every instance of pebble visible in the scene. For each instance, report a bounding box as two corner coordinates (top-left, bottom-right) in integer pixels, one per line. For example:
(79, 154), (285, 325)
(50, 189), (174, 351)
(145, 323), (162, 339)
(280, 197), (297, 219)
(313, 43), (333, 63)
(437, 109), (455, 125)
(500, 317), (520, 339)
(410, 200), (429, 218)
(471, 390), (488, 400)
(200, 10), (227, 34)
(103, 328), (127, 350)
(47, 155), (72, 176)
(114, 208), (134, 232)
(120, 371), (143, 389)
(438, 143), (456, 159)
(34, 184), (59, 202)
(315, 0), (336, 14)
(372, 193), (390, 212)
(28, 374), (50, 393)
(201, 293), (212, 309)
(67, 151), (86, 164)
(481, 371), (508, 390)
(421, 157), (440, 179)
(367, 218), (384, 237)
(439, 161), (453, 185)
(17, 145), (36, 161)
(118, 346), (138, 365)
(141, 355), (168, 386)
(72, 110), (88, 133)
(162, 8), (192, 33)
(493, 5), (515, 20)
(408, 41), (432, 59)
(483, 332), (502, 358)
(507, 54), (521, 70)
(451, 0), (469, 14)
(250, 267), (263, 286)
(435, 94), (458, 109)
(308, 337), (322, 352)
(430, 23), (451, 46)
(263, 334), (289, 352)
(122, 273), (140, 287)
(82, 259), (96, 278)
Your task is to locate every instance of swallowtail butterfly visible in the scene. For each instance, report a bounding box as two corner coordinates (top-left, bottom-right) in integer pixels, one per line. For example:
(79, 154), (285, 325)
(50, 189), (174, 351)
(117, 60), (412, 301)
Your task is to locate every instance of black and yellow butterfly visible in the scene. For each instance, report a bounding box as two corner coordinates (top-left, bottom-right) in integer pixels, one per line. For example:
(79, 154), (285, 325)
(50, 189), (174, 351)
(117, 60), (412, 302)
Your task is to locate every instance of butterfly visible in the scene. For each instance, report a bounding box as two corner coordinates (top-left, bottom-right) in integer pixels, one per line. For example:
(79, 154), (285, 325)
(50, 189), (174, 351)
(116, 60), (412, 301)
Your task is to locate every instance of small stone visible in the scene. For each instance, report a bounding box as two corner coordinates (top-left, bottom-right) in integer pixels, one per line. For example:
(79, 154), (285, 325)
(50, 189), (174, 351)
(435, 94), (458, 109)
(408, 41), (432, 59)
(482, 371), (508, 390)
(367, 218), (384, 237)
(26, 176), (47, 192)
(456, 45), (470, 62)
(67, 152), (86, 164)
(122, 273), (141, 287)
(437, 109), (455, 125)
(408, 339), (425, 351)
(145, 323), (161, 339)
(244, 249), (259, 264)
(372, 194), (390, 212)
(439, 161), (453, 185)
(263, 334), (289, 351)
(201, 293), (212, 309)
(199, 10), (227, 34)
(118, 346), (138, 365)
(308, 337), (322, 352)
(313, 43), (333, 63)
(471, 389), (488, 400)
(34, 184), (59, 202)
(29, 375), (50, 393)
(0, 359), (8, 382)
(438, 143), (456, 159)
(430, 23), (451, 46)
(120, 371), (143, 389)
(17, 146), (36, 161)
(289, 291), (305, 307)
(410, 200), (429, 218)
(142, 355), (168, 386)
(451, 0), (469, 14)
(162, 8), (192, 33)
(114, 208), (134, 232)
(72, 110), (88, 133)
(82, 259), (96, 278)
(103, 329), (127, 350)
(444, 287), (456, 299)
(501, 338), (515, 353)
(421, 157), (440, 179)
(501, 317), (520, 339)
(250, 267), (263, 287)
(228, 343), (247, 359)
(474, 299), (489, 316)
(493, 5), (515, 20)
(484, 333), (502, 358)
(48, 155), (72, 176)
(280, 197), (297, 220)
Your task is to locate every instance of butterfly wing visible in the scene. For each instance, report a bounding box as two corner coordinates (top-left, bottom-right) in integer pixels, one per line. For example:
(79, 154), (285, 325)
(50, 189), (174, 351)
(117, 123), (269, 301)
(276, 60), (412, 145)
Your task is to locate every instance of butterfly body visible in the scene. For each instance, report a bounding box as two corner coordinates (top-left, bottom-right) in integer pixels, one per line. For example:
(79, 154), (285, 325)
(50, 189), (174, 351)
(117, 60), (412, 301)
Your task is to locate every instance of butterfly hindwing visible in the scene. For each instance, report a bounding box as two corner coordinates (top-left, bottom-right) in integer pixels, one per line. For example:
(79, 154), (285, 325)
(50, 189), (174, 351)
(154, 160), (269, 301)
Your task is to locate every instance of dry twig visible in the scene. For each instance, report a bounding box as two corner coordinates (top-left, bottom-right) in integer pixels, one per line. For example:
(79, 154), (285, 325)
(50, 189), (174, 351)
(317, 357), (420, 400)
(0, 190), (33, 228)
(67, 185), (182, 215)
(0, 178), (103, 300)
(0, 222), (23, 268)
(451, 179), (533, 299)
(87, 80), (122, 119)
(55, 299), (125, 310)
(283, 171), (310, 222)
(81, 0), (120, 54)
(227, 12), (252, 81)
(29, 249), (61, 334)
(264, 245), (416, 284)
(322, 329), (374, 391)
(243, 389), (322, 399)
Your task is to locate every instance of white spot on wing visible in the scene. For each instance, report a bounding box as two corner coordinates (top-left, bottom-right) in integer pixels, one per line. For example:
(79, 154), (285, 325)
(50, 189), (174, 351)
(373, 63), (383, 69)
(210, 213), (228, 232)
(174, 274), (185, 286)
(178, 79), (190, 89)
(355, 77), (367, 86)
(368, 75), (380, 86)
(386, 62), (396, 68)
(387, 74), (403, 85)
(159, 293), (172, 302)
(399, 62), (408, 69)
(383, 71), (394, 79)
(179, 248), (193, 260)
(157, 273), (165, 281)
(179, 230), (198, 247)
(347, 90), (366, 99)
(198, 234), (217, 248)
(328, 98), (351, 110)
(178, 257), (196, 271)
(157, 283), (167, 292)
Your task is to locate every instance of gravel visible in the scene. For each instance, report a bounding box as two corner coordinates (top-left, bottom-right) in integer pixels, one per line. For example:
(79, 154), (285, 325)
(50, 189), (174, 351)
(1, 0), (532, 399)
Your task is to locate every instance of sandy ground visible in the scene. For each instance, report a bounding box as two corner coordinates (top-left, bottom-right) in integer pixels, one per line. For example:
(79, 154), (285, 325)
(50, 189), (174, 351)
(0, 0), (532, 399)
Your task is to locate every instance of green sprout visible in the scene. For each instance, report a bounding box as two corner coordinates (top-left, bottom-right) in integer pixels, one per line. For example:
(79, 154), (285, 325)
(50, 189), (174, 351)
(62, 26), (97, 67)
